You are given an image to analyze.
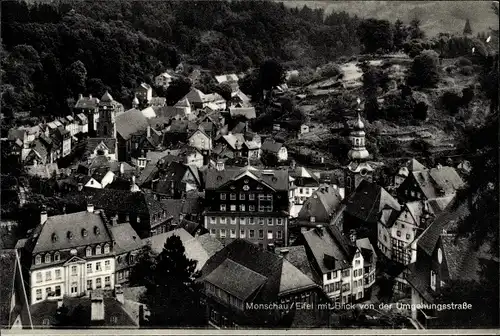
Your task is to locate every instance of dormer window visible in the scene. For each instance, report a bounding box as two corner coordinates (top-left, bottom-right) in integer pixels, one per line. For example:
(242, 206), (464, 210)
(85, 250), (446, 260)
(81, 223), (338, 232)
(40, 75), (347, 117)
(86, 246), (92, 257)
(67, 231), (73, 240)
(35, 255), (42, 265)
(94, 226), (100, 235)
(96, 245), (102, 255)
(45, 254), (51, 263)
(310, 217), (316, 223)
(54, 252), (60, 262)
(104, 243), (110, 254)
(82, 229), (88, 237)
(51, 233), (58, 243)
(430, 270), (437, 291)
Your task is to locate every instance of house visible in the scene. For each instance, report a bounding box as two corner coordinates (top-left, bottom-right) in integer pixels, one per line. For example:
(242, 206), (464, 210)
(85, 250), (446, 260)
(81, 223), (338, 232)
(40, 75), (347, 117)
(188, 127), (212, 153)
(0, 249), (33, 329)
(74, 94), (100, 136)
(150, 198), (204, 235)
(174, 97), (192, 116)
(16, 206), (116, 305)
(229, 107), (256, 121)
(300, 124), (310, 136)
(25, 162), (59, 179)
(181, 88), (226, 111)
(355, 238), (377, 297)
(110, 222), (145, 286)
(397, 165), (465, 202)
(289, 167), (321, 218)
(29, 291), (139, 328)
(155, 72), (176, 89)
(215, 73), (239, 85)
(130, 126), (162, 169)
(86, 138), (117, 161)
(149, 97), (166, 108)
(199, 239), (327, 328)
(261, 138), (288, 162)
(296, 225), (374, 303)
(405, 199), (498, 328)
(153, 106), (186, 122)
(394, 158), (427, 189)
(229, 90), (251, 108)
(151, 161), (202, 199)
(135, 83), (153, 105)
(76, 113), (89, 134)
(204, 164), (289, 248)
(295, 185), (343, 228)
(115, 108), (150, 162)
(340, 180), (401, 245)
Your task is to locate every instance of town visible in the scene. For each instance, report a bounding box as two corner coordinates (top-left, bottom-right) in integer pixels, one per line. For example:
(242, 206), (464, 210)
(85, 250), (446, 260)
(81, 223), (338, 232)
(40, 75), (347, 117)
(0, 0), (498, 331)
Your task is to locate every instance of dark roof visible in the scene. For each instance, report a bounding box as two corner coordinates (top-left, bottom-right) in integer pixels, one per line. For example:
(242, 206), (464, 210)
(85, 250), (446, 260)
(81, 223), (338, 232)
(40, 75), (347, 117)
(417, 198), (470, 256)
(154, 162), (189, 194)
(166, 120), (197, 133)
(297, 186), (343, 223)
(276, 246), (320, 284)
(345, 180), (400, 224)
(27, 211), (113, 255)
(302, 225), (356, 274)
(110, 223), (145, 254)
(200, 239), (317, 303)
(29, 296), (137, 328)
(229, 107), (256, 120)
(408, 167), (465, 199)
(86, 138), (116, 154)
(261, 138), (284, 154)
(205, 166), (288, 191)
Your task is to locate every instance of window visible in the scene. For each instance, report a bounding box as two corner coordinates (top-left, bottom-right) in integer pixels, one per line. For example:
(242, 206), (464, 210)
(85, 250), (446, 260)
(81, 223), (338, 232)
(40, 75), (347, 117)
(240, 229), (246, 238)
(277, 231), (282, 239)
(230, 193), (236, 200)
(96, 262), (102, 271)
(55, 270), (61, 280)
(327, 272), (332, 280)
(104, 244), (110, 254)
(105, 260), (111, 271)
(259, 194), (265, 200)
(259, 217), (264, 225)
(71, 282), (78, 294)
(277, 218), (283, 226)
(267, 230), (273, 239)
(45, 254), (51, 263)
(230, 217), (236, 225)
(397, 230), (401, 237)
(310, 216), (316, 223)
(36, 272), (42, 283)
(249, 194), (255, 200)
(342, 283), (350, 292)
(230, 205), (236, 211)
(240, 218), (246, 225)
(210, 228), (216, 236)
(249, 230), (255, 238)
(355, 260), (360, 266)
(221, 217), (227, 224)
(220, 204), (226, 211)
(249, 205), (255, 212)
(105, 276), (111, 287)
(45, 271), (52, 281)
(71, 266), (77, 275)
(87, 264), (93, 274)
(36, 289), (42, 300)
(210, 217), (216, 224)
(96, 245), (102, 255)
(299, 188), (303, 194)
(406, 233), (411, 240)
(55, 285), (61, 296)
(220, 229), (226, 238)
(96, 278), (102, 289)
(54, 252), (60, 262)
(342, 269), (350, 277)
(239, 204), (245, 211)
(267, 218), (273, 226)
(35, 255), (41, 265)
(230, 229), (236, 238)
(259, 229), (264, 239)
(87, 279), (93, 290)
(239, 193), (245, 200)
(430, 270), (437, 291)
(86, 246), (92, 257)
(249, 218), (255, 225)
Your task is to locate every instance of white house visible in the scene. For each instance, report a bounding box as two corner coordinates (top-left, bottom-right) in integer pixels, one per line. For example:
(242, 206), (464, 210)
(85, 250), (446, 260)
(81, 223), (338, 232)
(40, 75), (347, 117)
(155, 72), (175, 89)
(261, 138), (288, 162)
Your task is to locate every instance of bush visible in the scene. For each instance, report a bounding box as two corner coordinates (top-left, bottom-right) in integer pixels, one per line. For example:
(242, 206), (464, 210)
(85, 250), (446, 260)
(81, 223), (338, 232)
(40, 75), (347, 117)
(441, 91), (463, 115)
(319, 62), (342, 79)
(459, 66), (474, 76)
(407, 50), (441, 88)
(456, 57), (472, 67)
(461, 87), (475, 106)
(413, 102), (429, 120)
(445, 66), (456, 74)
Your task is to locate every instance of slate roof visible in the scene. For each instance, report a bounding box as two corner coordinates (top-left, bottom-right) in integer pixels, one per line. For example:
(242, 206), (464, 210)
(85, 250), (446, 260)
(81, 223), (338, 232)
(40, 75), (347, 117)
(355, 238), (377, 266)
(75, 96), (99, 109)
(222, 133), (245, 150)
(196, 233), (224, 258)
(76, 113), (88, 123)
(261, 138), (284, 154)
(290, 167), (320, 187)
(154, 162), (190, 194)
(116, 109), (149, 140)
(408, 167), (465, 199)
(149, 97), (166, 107)
(86, 138), (116, 154)
(141, 107), (157, 119)
(205, 166), (288, 191)
(110, 223), (145, 254)
(275, 246), (319, 284)
(297, 186), (343, 224)
(182, 88), (206, 104)
(174, 98), (191, 108)
(200, 239), (317, 303)
(26, 211), (112, 256)
(345, 180), (400, 224)
(215, 74), (239, 84)
(229, 107), (256, 120)
(29, 296), (137, 328)
(147, 228), (194, 254)
(302, 225), (356, 274)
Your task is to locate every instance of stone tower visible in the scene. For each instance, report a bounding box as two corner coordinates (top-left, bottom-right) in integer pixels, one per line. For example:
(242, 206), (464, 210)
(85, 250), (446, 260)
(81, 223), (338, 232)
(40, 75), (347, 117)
(97, 91), (117, 138)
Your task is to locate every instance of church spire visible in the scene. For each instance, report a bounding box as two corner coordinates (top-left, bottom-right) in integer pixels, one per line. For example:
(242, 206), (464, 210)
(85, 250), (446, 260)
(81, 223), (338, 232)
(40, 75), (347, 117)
(347, 99), (369, 161)
(463, 18), (472, 36)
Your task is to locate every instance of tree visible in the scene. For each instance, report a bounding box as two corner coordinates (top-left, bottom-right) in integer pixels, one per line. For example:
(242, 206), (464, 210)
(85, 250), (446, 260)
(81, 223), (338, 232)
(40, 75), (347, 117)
(215, 82), (233, 102)
(259, 59), (285, 91)
(135, 235), (204, 327)
(239, 70), (263, 103)
(463, 18), (472, 35)
(129, 242), (157, 287)
(407, 50), (440, 88)
(65, 60), (87, 98)
(165, 76), (192, 105)
(393, 19), (409, 51)
(408, 18), (425, 40)
(357, 19), (394, 54)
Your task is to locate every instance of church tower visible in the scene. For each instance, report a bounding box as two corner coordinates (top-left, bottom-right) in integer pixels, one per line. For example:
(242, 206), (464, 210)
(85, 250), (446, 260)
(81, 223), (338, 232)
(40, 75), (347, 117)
(344, 112), (374, 197)
(97, 91), (117, 139)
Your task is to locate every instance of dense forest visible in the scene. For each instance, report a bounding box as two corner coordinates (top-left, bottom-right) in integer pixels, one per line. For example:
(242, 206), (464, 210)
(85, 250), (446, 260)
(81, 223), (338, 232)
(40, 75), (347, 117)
(1, 0), (361, 118)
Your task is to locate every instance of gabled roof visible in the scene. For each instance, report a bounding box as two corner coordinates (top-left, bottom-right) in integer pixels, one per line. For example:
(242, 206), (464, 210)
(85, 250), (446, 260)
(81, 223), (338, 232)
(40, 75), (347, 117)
(205, 166), (288, 191)
(141, 107), (156, 119)
(222, 133), (245, 150)
(116, 109), (149, 140)
(110, 223), (145, 254)
(276, 246), (319, 285)
(229, 107), (256, 120)
(297, 186), (343, 223)
(345, 180), (400, 224)
(182, 88), (206, 104)
(174, 98), (191, 108)
(407, 166), (465, 199)
(261, 138), (284, 154)
(75, 96), (99, 109)
(86, 138), (116, 154)
(147, 228), (194, 254)
(215, 74), (239, 84)
(101, 91), (114, 102)
(149, 97), (166, 107)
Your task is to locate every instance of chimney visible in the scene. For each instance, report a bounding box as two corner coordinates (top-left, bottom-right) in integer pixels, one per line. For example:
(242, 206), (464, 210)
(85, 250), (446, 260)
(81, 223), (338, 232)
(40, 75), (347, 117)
(437, 164), (442, 170)
(77, 183), (83, 191)
(349, 229), (357, 243)
(147, 125), (151, 138)
(87, 203), (95, 213)
(89, 94), (92, 99)
(111, 215), (118, 226)
(279, 249), (289, 258)
(216, 159), (225, 171)
(120, 162), (125, 175)
(57, 300), (63, 309)
(131, 175), (136, 185)
(40, 209), (48, 225)
(290, 159), (296, 169)
(114, 285), (124, 305)
(90, 292), (105, 322)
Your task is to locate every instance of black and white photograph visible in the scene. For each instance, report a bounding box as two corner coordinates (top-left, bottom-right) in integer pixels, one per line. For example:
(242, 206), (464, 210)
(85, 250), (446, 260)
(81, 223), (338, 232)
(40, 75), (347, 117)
(0, 0), (498, 333)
